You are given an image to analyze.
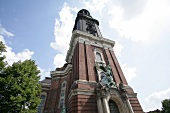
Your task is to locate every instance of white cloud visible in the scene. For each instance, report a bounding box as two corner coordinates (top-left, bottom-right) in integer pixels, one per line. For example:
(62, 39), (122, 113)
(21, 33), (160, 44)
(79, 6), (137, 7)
(113, 43), (136, 83)
(52, 0), (138, 81)
(0, 35), (5, 44)
(113, 43), (124, 58)
(38, 67), (50, 81)
(121, 64), (136, 83)
(108, 0), (170, 42)
(119, 0), (147, 20)
(53, 54), (66, 68)
(0, 25), (34, 65)
(0, 24), (14, 37)
(51, 2), (76, 67)
(3, 47), (34, 65)
(51, 2), (75, 52)
(81, 0), (108, 13)
(145, 88), (170, 111)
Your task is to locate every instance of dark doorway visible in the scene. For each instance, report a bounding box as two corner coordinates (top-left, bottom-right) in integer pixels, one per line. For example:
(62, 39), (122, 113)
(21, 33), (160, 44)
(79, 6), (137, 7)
(109, 100), (120, 113)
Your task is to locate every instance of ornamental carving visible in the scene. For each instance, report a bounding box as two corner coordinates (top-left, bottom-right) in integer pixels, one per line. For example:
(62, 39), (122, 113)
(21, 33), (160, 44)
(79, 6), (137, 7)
(99, 65), (117, 89)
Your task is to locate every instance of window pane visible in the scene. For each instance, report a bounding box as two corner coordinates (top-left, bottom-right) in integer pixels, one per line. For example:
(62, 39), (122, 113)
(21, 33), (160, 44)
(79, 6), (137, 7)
(37, 94), (46, 113)
(109, 100), (120, 113)
(96, 52), (102, 62)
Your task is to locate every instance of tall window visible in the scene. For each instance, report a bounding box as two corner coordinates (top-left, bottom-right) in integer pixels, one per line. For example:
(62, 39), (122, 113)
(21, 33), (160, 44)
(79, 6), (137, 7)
(94, 48), (105, 64)
(96, 52), (102, 62)
(37, 93), (47, 113)
(58, 81), (67, 109)
(109, 100), (120, 113)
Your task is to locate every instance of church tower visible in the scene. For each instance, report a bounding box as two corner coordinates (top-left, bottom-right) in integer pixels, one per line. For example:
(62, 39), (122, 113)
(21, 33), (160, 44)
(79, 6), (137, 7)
(40, 9), (144, 113)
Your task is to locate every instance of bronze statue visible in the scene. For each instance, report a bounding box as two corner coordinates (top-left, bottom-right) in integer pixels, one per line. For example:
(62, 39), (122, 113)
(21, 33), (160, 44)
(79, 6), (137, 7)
(99, 65), (116, 88)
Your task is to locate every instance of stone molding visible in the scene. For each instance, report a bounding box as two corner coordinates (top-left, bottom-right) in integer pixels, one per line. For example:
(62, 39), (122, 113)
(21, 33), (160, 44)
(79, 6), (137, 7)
(41, 88), (50, 91)
(69, 80), (97, 91)
(75, 79), (97, 85)
(41, 83), (51, 91)
(68, 88), (95, 100)
(95, 87), (132, 113)
(127, 93), (137, 98)
(40, 83), (51, 86)
(66, 30), (115, 62)
(50, 64), (72, 78)
(93, 48), (106, 66)
(68, 80), (98, 100)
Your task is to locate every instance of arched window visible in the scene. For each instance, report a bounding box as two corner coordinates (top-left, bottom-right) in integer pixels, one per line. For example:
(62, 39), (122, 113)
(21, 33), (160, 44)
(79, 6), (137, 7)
(93, 48), (105, 64)
(96, 52), (102, 62)
(109, 100), (120, 113)
(59, 81), (67, 109)
(37, 93), (47, 113)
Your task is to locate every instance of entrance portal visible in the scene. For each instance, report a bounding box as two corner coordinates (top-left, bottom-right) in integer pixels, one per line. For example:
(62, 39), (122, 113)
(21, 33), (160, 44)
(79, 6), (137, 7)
(109, 100), (120, 113)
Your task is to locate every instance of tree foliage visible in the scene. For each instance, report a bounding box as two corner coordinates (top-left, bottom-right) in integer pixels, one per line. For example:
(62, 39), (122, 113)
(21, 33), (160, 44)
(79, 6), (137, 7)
(161, 99), (170, 113)
(0, 41), (41, 113)
(0, 41), (7, 71)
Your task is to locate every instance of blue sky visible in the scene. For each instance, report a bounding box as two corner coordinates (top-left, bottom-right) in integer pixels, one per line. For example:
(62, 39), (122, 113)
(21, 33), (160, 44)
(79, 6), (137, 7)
(0, 0), (170, 112)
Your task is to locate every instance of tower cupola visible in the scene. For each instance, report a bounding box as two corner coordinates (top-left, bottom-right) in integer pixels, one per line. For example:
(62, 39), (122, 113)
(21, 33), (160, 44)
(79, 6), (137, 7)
(73, 9), (102, 37)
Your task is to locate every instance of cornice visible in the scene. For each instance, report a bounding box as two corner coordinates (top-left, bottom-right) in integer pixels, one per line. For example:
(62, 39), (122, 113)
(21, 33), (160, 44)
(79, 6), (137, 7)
(68, 80), (97, 100)
(69, 80), (97, 90)
(41, 83), (51, 86)
(65, 30), (115, 63)
(41, 88), (50, 91)
(50, 64), (72, 78)
(68, 88), (95, 100)
(127, 93), (137, 98)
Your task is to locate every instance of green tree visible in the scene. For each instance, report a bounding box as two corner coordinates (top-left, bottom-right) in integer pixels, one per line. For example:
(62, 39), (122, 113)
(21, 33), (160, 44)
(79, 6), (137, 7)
(0, 41), (7, 70)
(0, 41), (41, 113)
(161, 99), (170, 113)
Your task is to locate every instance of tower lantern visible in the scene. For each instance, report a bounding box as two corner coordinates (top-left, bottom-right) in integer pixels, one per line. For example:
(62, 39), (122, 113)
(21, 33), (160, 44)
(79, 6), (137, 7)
(73, 9), (102, 37)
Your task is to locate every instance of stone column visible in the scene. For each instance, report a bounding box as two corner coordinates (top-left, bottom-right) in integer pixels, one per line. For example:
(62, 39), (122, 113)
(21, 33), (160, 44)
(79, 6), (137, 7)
(102, 98), (110, 113)
(97, 97), (103, 113)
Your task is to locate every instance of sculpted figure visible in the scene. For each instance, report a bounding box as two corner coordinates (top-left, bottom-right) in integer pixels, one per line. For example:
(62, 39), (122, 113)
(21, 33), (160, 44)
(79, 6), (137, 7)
(119, 81), (126, 92)
(99, 65), (116, 88)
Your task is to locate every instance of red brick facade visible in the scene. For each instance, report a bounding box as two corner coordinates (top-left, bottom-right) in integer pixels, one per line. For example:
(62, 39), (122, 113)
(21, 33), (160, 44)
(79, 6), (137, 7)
(40, 39), (143, 113)
(40, 9), (143, 113)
